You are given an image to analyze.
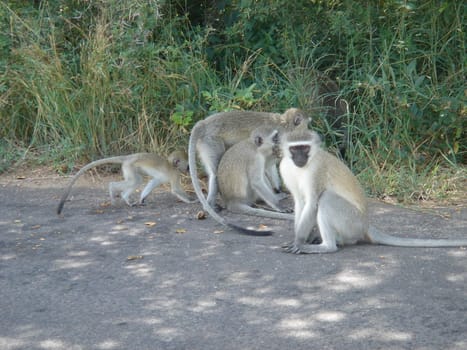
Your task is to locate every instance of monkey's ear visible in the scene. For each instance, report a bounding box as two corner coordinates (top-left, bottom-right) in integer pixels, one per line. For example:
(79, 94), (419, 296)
(254, 135), (264, 147)
(294, 113), (311, 127)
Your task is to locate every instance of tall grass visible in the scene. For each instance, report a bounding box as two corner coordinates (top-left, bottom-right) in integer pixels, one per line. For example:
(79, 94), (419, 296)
(0, 1), (217, 160)
(0, 0), (465, 202)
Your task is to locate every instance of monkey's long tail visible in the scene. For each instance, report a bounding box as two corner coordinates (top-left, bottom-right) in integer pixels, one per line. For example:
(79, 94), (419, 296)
(368, 227), (467, 248)
(57, 156), (126, 215)
(226, 223), (273, 236)
(187, 124), (206, 211)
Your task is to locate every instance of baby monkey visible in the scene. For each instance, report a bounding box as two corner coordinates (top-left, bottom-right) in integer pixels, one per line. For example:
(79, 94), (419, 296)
(57, 150), (196, 215)
(200, 126), (293, 236)
(280, 128), (467, 253)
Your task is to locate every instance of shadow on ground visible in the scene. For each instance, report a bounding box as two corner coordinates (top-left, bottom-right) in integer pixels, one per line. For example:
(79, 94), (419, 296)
(0, 174), (466, 350)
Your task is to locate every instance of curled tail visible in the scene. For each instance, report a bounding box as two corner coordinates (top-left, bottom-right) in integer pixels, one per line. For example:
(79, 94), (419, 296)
(57, 156), (126, 215)
(188, 124), (272, 236)
(368, 226), (467, 248)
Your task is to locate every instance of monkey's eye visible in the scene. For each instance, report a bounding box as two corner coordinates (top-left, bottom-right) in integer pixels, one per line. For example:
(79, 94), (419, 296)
(254, 135), (264, 147)
(272, 132), (279, 143)
(290, 145), (310, 154)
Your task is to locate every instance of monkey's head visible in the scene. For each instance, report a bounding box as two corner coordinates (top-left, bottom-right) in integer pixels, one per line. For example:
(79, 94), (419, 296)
(168, 149), (190, 173)
(283, 129), (321, 168)
(280, 108), (311, 131)
(250, 127), (280, 156)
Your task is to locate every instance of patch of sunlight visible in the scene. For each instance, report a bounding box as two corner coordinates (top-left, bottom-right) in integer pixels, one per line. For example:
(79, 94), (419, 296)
(350, 328), (412, 341)
(89, 236), (117, 246)
(140, 318), (163, 325)
(364, 297), (393, 308)
(277, 316), (317, 339)
(278, 317), (313, 330)
(144, 297), (183, 312)
(53, 258), (94, 269)
(0, 337), (27, 350)
(39, 339), (68, 349)
(314, 311), (346, 322)
(228, 271), (252, 284)
(453, 341), (467, 348)
(97, 340), (120, 349)
(190, 299), (217, 312)
(254, 286), (274, 294)
(124, 262), (154, 279)
(153, 327), (182, 342)
(1, 253), (17, 261)
(238, 296), (266, 306)
(272, 298), (301, 308)
(445, 273), (465, 283)
(67, 251), (89, 257)
(288, 330), (316, 339)
(330, 268), (382, 291)
(110, 224), (129, 232)
(448, 249), (467, 258)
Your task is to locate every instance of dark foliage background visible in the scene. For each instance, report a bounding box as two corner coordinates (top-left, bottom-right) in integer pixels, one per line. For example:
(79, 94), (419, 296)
(0, 0), (465, 201)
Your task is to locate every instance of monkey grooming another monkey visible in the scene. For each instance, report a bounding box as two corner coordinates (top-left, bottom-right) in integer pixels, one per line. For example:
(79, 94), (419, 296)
(279, 128), (467, 253)
(199, 126), (294, 235)
(57, 150), (196, 215)
(188, 108), (310, 212)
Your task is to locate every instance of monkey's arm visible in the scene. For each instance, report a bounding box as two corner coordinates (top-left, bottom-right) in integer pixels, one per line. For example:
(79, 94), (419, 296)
(170, 178), (198, 203)
(283, 201), (319, 254)
(251, 176), (289, 213)
(265, 161), (282, 193)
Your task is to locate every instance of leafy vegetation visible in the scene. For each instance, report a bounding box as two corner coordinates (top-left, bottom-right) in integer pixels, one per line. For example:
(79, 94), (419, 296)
(0, 0), (465, 202)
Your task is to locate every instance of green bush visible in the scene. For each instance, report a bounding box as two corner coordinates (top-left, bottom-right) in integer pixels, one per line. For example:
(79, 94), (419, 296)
(0, 0), (464, 202)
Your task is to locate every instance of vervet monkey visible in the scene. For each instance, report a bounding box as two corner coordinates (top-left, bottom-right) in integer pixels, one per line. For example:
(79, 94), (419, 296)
(279, 129), (467, 253)
(200, 126), (293, 236)
(57, 150), (196, 215)
(188, 108), (310, 211)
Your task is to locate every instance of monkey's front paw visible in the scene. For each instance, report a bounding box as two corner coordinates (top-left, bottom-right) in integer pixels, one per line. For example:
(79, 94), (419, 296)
(213, 203), (224, 212)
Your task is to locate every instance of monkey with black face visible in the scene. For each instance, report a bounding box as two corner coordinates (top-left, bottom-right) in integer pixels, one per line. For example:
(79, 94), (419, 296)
(200, 126), (293, 236)
(188, 108), (310, 212)
(57, 150), (196, 215)
(279, 128), (467, 253)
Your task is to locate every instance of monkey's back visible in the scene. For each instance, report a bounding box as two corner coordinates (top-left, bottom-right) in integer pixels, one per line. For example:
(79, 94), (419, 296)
(217, 140), (255, 204)
(197, 111), (281, 146)
(319, 150), (367, 214)
(133, 153), (170, 171)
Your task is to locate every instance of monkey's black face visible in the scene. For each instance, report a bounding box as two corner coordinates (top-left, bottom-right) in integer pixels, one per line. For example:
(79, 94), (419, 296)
(289, 145), (310, 168)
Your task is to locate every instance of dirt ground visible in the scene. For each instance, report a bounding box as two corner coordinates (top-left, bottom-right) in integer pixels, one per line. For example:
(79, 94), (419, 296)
(0, 168), (466, 350)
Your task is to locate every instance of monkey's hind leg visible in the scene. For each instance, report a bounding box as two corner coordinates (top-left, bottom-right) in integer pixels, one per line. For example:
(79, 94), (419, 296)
(109, 164), (144, 206)
(197, 138), (225, 208)
(108, 178), (140, 206)
(108, 181), (121, 205)
(285, 191), (364, 254)
(138, 177), (163, 205)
